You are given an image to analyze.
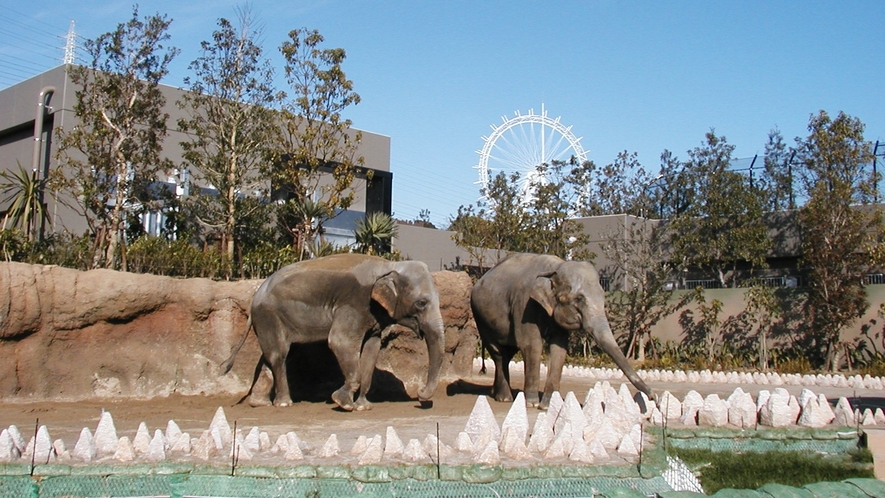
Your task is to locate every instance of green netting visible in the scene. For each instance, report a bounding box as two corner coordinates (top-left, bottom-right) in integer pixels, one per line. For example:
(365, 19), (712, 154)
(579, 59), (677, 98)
(1, 473), (883, 497)
(656, 427), (861, 454)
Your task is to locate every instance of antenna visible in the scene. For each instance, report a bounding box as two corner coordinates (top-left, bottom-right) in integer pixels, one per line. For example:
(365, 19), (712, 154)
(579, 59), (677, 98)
(63, 21), (76, 64)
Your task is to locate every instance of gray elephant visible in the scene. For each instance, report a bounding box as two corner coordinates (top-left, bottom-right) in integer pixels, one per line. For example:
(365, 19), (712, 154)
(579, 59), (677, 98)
(221, 253), (445, 411)
(471, 253), (653, 409)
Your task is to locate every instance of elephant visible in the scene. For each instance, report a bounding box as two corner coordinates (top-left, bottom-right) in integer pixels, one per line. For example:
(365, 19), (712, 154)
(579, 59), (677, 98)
(471, 253), (654, 409)
(221, 253), (445, 411)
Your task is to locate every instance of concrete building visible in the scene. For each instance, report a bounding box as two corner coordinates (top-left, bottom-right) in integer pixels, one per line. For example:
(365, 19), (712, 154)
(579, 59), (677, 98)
(0, 66), (392, 247)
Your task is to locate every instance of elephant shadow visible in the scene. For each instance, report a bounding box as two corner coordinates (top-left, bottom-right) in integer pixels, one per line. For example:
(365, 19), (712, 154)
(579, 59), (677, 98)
(283, 341), (413, 404)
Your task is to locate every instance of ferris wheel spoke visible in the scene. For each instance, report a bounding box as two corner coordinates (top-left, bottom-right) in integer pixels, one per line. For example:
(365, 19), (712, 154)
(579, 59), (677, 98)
(476, 107), (587, 201)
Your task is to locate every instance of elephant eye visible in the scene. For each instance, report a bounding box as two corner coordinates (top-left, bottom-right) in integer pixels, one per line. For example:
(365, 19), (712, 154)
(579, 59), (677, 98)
(415, 299), (428, 310)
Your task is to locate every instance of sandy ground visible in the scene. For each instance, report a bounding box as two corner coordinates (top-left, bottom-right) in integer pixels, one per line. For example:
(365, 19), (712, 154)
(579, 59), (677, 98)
(1, 367), (881, 466)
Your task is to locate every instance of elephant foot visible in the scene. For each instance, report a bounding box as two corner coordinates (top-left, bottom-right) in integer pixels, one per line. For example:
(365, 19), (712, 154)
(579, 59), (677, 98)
(247, 394), (273, 408)
(331, 388), (355, 412)
(493, 387), (514, 403)
(354, 398), (373, 411)
(526, 394), (542, 409)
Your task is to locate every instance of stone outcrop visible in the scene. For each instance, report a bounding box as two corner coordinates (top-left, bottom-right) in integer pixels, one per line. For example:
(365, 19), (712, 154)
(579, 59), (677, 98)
(0, 262), (477, 402)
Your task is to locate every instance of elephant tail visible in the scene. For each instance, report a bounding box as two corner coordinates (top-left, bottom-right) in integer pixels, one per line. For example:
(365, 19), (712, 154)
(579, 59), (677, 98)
(219, 316), (252, 375)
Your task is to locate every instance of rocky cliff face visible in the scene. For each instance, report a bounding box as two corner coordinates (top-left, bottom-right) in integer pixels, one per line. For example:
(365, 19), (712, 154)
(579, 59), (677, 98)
(0, 262), (477, 402)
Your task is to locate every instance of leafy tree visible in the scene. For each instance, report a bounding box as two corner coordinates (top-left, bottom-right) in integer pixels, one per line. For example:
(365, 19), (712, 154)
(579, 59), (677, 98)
(450, 160), (593, 268)
(743, 282), (782, 370)
(355, 211), (398, 256)
(603, 218), (696, 360)
(177, 9), (280, 276)
(54, 6), (179, 269)
(760, 129), (796, 211)
(450, 171), (530, 269)
(273, 28), (364, 254)
(667, 131), (770, 287)
(0, 162), (51, 240)
(795, 110), (884, 371)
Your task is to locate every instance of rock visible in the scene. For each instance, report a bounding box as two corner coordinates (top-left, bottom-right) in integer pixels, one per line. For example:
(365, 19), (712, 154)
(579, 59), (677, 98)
(209, 407), (232, 446)
(617, 433), (639, 457)
(165, 420), (183, 445)
(133, 422), (151, 454)
(591, 417), (622, 451)
(259, 432), (272, 452)
(833, 397), (856, 426)
(797, 397), (835, 428)
(455, 432), (474, 453)
(588, 437), (609, 460)
(568, 437), (593, 464)
(318, 434), (339, 458)
(545, 391), (565, 432)
(760, 388), (796, 428)
(284, 436), (304, 461)
(402, 439), (429, 463)
(422, 434), (453, 462)
(797, 388), (816, 408)
(232, 433), (253, 462)
(193, 431), (214, 461)
(876, 408), (885, 425)
(500, 392), (529, 443)
(861, 409), (876, 426)
(52, 439), (70, 462)
(698, 394), (729, 427)
(475, 440), (500, 465)
(7, 426), (25, 455)
(543, 436), (568, 459)
(499, 426), (531, 461)
(170, 433), (191, 454)
(359, 434), (383, 465)
(659, 391), (682, 420)
(243, 427), (261, 453)
(383, 427), (403, 459)
(527, 413), (553, 454)
(350, 435), (368, 455)
(94, 411), (118, 457)
(72, 428), (95, 462)
(271, 434), (288, 454)
(31, 425), (54, 463)
(0, 429), (19, 462)
(555, 392), (587, 437)
(147, 430), (166, 462)
(582, 390), (604, 420)
(464, 396), (500, 444)
(113, 436), (135, 462)
(727, 388), (757, 429)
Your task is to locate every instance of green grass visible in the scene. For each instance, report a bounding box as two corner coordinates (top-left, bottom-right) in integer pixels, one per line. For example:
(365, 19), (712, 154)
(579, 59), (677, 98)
(669, 447), (874, 493)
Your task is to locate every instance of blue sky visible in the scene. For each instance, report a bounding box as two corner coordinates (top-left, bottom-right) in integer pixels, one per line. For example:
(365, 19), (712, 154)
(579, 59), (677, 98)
(2, 1), (883, 228)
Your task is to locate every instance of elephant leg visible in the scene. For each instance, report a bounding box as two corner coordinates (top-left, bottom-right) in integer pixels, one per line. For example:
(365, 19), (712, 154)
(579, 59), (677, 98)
(521, 341), (542, 408)
(354, 334), (382, 411)
(328, 323), (362, 411)
(485, 341), (515, 402)
(540, 331), (568, 410)
(247, 360), (274, 407)
(266, 347), (293, 407)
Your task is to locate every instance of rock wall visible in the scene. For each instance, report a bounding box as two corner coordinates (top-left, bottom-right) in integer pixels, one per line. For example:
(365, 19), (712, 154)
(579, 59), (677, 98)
(0, 262), (478, 402)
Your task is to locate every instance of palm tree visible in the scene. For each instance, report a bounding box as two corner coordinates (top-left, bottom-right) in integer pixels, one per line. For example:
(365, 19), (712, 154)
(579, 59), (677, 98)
(354, 212), (398, 256)
(0, 162), (50, 241)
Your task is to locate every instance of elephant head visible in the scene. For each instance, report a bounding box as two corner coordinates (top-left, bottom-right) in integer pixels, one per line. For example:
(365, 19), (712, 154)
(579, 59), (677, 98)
(371, 261), (445, 402)
(529, 260), (654, 400)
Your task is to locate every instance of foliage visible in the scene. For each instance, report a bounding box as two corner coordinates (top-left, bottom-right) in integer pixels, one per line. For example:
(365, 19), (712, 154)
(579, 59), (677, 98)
(603, 219), (697, 361)
(127, 235), (223, 278)
(273, 27), (364, 251)
(54, 6), (179, 270)
(670, 447), (873, 493)
(760, 129), (796, 211)
(177, 8), (280, 276)
(795, 110), (884, 371)
(679, 292), (725, 364)
(666, 131), (770, 287)
(0, 162), (51, 240)
(450, 160), (593, 268)
(354, 211), (398, 256)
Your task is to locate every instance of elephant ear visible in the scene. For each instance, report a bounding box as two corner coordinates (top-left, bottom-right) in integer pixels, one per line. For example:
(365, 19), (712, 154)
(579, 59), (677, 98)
(372, 271), (399, 317)
(529, 272), (557, 316)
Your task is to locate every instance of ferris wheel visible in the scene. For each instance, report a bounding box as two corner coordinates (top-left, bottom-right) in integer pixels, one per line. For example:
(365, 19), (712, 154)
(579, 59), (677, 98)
(475, 105), (588, 200)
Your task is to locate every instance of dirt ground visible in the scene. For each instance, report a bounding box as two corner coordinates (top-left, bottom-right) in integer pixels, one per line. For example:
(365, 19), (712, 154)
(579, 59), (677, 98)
(1, 367), (881, 465)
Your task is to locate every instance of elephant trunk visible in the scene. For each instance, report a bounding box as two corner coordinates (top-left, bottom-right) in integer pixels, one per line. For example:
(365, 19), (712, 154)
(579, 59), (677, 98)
(417, 314), (445, 401)
(588, 315), (655, 401)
